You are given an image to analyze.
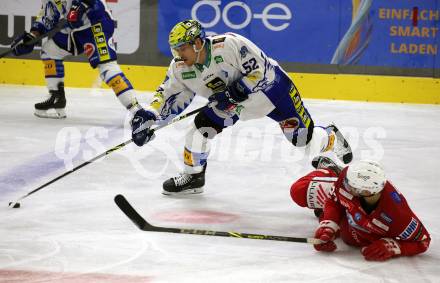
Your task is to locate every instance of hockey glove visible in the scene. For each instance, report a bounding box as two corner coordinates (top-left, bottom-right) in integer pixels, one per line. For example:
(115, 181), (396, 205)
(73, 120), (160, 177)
(131, 109), (157, 147)
(11, 32), (37, 56)
(361, 238), (401, 261)
(209, 80), (248, 113)
(314, 220), (339, 252)
(67, 0), (95, 28)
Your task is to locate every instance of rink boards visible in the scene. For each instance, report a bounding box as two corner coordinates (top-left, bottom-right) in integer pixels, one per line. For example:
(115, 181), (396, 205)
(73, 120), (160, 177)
(0, 58), (439, 104)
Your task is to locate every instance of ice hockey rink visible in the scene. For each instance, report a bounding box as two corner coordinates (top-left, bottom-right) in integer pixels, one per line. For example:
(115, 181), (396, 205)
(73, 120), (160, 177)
(0, 84), (439, 282)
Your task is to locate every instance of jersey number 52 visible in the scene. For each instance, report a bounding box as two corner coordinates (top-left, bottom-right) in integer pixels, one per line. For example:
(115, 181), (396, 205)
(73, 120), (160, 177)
(242, 58), (259, 74)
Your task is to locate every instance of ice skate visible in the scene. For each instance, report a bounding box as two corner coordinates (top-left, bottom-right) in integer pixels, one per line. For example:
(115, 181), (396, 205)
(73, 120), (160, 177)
(326, 124), (352, 164)
(162, 165), (206, 195)
(34, 82), (66, 119)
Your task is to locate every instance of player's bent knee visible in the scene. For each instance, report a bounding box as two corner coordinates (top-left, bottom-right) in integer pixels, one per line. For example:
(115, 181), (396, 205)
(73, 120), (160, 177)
(98, 62), (133, 97)
(282, 120), (314, 147)
(98, 61), (122, 81)
(194, 111), (225, 139)
(290, 179), (309, 207)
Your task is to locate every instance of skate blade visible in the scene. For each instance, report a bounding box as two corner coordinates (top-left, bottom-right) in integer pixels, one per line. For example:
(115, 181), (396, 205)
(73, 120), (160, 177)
(333, 127), (353, 164)
(162, 187), (204, 196)
(34, 108), (66, 119)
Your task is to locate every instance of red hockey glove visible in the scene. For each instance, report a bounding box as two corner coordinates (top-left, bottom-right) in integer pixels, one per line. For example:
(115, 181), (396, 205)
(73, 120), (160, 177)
(67, 0), (94, 28)
(361, 238), (401, 261)
(314, 220), (339, 252)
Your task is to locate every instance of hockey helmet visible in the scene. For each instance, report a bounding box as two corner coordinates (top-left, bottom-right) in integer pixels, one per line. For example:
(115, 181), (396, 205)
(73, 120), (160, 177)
(344, 160), (386, 196)
(169, 20), (206, 57)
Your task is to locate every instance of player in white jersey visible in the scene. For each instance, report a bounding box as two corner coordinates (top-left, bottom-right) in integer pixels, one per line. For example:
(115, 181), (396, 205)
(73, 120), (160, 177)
(131, 20), (353, 195)
(11, 0), (145, 119)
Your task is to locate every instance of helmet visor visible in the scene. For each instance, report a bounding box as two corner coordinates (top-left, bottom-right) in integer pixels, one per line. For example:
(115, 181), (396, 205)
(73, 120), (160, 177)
(170, 42), (193, 59)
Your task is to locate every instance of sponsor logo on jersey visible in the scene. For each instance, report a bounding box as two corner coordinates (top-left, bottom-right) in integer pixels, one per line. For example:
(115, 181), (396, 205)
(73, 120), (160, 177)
(84, 43), (95, 59)
(234, 105), (244, 115)
(354, 212), (362, 222)
(213, 43), (224, 50)
(399, 217), (419, 240)
(240, 46), (249, 58)
(43, 59), (57, 77)
(390, 191), (402, 203)
(91, 23), (110, 62)
(212, 37), (226, 44)
(214, 55), (224, 64)
(380, 212), (393, 223)
(307, 181), (322, 209)
(203, 73), (214, 81)
(107, 74), (131, 96)
(205, 77), (227, 93)
(372, 218), (389, 231)
(339, 187), (353, 200)
(182, 71), (197, 80)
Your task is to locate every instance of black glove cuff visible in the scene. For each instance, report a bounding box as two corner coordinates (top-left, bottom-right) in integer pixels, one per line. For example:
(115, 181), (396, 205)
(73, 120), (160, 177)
(23, 32), (36, 43)
(82, 0), (96, 8)
(227, 80), (249, 103)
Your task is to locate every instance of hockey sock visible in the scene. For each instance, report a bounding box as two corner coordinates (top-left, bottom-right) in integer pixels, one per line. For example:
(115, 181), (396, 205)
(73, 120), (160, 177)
(99, 61), (140, 113)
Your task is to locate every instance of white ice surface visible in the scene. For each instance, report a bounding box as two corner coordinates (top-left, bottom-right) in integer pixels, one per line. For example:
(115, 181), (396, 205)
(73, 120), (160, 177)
(0, 85), (439, 282)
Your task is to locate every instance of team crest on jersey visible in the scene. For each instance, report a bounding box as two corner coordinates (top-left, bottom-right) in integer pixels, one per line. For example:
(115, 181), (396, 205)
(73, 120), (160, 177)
(346, 212), (370, 233)
(399, 217), (419, 239)
(240, 46), (249, 58)
(390, 191), (402, 203)
(214, 55), (224, 64)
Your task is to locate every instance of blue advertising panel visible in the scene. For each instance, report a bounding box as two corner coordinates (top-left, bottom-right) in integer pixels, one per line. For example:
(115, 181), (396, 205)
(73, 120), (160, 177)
(157, 0), (440, 69)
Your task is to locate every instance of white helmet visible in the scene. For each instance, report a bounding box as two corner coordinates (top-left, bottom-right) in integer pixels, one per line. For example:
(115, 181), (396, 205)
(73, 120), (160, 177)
(344, 160), (386, 196)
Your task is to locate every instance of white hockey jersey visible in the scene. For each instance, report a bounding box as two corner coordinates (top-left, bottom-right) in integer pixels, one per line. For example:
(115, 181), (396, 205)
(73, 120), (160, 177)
(149, 33), (290, 121)
(32, 0), (113, 34)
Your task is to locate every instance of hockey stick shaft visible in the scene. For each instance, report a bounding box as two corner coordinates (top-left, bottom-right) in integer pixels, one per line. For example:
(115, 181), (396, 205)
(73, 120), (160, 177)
(114, 194), (323, 245)
(8, 106), (206, 207)
(0, 19), (68, 59)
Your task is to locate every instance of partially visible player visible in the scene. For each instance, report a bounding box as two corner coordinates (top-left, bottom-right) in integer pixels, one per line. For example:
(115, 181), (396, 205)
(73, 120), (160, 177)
(11, 0), (146, 120)
(132, 19), (353, 195)
(290, 157), (431, 261)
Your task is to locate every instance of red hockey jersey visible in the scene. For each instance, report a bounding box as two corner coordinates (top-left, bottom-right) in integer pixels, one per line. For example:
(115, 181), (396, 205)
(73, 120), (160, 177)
(323, 167), (430, 256)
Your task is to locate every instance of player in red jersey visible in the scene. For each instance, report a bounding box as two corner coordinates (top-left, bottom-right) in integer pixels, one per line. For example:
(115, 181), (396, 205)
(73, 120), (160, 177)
(290, 156), (430, 261)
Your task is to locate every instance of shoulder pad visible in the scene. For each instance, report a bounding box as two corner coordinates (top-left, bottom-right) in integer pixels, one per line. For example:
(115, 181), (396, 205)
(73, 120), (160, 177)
(212, 37), (226, 44)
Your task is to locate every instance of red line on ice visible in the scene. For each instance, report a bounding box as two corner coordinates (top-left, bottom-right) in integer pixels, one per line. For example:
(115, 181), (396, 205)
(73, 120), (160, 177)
(0, 269), (153, 282)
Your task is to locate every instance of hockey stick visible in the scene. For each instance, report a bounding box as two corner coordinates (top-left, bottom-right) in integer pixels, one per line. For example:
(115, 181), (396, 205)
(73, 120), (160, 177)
(0, 19), (68, 59)
(8, 106), (206, 208)
(114, 194), (323, 245)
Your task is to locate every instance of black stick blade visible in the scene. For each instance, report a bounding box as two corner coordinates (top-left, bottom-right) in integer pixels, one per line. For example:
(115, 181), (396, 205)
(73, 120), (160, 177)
(114, 194), (148, 230)
(114, 194), (322, 244)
